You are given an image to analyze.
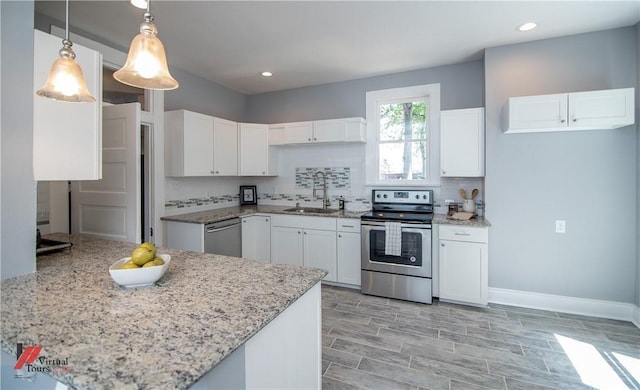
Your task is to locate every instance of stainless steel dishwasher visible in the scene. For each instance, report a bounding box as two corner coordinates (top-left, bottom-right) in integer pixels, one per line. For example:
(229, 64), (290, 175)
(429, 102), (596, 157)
(204, 218), (242, 257)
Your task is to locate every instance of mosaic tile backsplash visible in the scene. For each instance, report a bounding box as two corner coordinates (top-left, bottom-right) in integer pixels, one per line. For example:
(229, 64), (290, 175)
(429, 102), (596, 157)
(295, 167), (350, 189)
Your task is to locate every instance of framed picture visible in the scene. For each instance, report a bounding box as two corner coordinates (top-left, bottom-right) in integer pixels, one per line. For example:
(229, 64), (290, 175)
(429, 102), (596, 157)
(240, 185), (257, 205)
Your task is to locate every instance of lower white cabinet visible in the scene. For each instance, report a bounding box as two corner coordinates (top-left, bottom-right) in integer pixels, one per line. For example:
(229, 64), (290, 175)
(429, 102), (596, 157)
(241, 215), (271, 261)
(270, 215), (337, 282)
(336, 219), (361, 286)
(438, 225), (488, 306)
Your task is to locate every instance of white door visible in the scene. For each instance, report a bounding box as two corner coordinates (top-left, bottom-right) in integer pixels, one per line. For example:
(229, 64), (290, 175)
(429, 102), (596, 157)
(508, 93), (567, 130)
(304, 229), (337, 282)
(440, 108), (485, 177)
(271, 226), (303, 266)
(239, 123), (269, 176)
(212, 117), (238, 175)
(241, 216), (271, 261)
(337, 231), (361, 286)
(439, 240), (488, 305)
(568, 88), (635, 128)
(71, 103), (141, 243)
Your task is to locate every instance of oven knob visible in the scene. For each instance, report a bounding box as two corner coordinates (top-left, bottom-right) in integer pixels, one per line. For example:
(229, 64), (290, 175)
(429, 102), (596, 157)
(410, 256), (417, 263)
(415, 195), (419, 199)
(376, 194), (381, 198)
(383, 194), (388, 198)
(423, 195), (427, 199)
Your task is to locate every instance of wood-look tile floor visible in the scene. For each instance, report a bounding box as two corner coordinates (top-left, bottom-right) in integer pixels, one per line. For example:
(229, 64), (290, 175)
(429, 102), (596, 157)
(321, 285), (640, 390)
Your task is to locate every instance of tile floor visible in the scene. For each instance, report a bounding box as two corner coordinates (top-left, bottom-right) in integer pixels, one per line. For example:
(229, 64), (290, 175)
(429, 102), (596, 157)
(321, 285), (640, 390)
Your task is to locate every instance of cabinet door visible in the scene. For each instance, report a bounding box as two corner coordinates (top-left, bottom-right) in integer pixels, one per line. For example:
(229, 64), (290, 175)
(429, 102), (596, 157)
(33, 30), (102, 180)
(312, 119), (344, 143)
(239, 123), (269, 176)
(284, 122), (313, 144)
(439, 240), (488, 305)
(568, 88), (635, 129)
(271, 226), (304, 266)
(507, 93), (567, 132)
(304, 229), (337, 282)
(242, 216), (271, 261)
(165, 110), (214, 177)
(440, 108), (484, 177)
(212, 117), (238, 175)
(337, 231), (361, 286)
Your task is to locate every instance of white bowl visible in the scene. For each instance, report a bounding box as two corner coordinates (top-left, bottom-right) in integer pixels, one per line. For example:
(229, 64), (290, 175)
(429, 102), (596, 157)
(109, 254), (171, 288)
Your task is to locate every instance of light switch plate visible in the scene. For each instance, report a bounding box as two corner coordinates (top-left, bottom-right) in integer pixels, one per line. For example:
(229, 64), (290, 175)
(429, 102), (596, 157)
(555, 220), (566, 233)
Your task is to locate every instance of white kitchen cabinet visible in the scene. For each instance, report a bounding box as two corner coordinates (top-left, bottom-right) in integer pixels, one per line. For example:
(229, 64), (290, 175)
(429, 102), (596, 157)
(271, 226), (305, 267)
(304, 229), (337, 282)
(440, 108), (484, 177)
(505, 88), (634, 133)
(438, 225), (488, 306)
(165, 110), (214, 177)
(166, 110), (240, 177)
(212, 117), (238, 176)
(336, 219), (361, 286)
(239, 123), (277, 176)
(270, 215), (337, 281)
(33, 29), (103, 181)
(241, 215), (271, 261)
(268, 122), (313, 145)
(313, 118), (366, 143)
(269, 118), (366, 145)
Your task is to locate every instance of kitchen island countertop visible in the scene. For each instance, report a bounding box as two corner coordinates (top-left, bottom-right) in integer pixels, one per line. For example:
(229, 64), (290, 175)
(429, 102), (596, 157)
(0, 234), (326, 389)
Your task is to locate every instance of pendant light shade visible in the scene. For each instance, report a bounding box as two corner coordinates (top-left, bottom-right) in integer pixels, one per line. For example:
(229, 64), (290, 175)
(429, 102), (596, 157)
(36, 0), (96, 103)
(114, 10), (179, 90)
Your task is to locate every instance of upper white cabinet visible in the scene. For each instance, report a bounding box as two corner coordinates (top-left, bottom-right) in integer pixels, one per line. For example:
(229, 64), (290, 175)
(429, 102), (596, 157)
(212, 117), (238, 175)
(440, 108), (484, 177)
(33, 30), (103, 181)
(239, 123), (278, 176)
(505, 88), (634, 133)
(165, 110), (214, 177)
(165, 110), (240, 177)
(269, 117), (366, 145)
(269, 122), (313, 145)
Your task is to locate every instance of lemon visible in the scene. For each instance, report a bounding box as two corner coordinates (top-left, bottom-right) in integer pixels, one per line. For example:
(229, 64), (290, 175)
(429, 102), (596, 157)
(139, 242), (157, 257)
(152, 256), (164, 265)
(121, 261), (140, 270)
(142, 261), (159, 268)
(130, 247), (154, 266)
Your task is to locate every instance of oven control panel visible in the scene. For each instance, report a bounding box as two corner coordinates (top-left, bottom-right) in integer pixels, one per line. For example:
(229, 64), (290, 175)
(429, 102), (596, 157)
(372, 190), (433, 205)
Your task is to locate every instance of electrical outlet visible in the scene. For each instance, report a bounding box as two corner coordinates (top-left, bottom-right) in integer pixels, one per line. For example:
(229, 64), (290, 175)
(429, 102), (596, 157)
(555, 220), (566, 233)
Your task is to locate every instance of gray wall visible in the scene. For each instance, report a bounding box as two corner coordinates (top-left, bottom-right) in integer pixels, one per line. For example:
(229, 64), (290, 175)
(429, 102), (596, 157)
(636, 22), (640, 310)
(1, 0), (37, 279)
(245, 60), (484, 123)
(485, 27), (638, 303)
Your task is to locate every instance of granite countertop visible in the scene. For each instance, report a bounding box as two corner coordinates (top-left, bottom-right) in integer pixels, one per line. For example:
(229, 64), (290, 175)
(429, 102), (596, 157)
(0, 234), (326, 389)
(161, 204), (367, 224)
(162, 205), (491, 228)
(433, 214), (491, 227)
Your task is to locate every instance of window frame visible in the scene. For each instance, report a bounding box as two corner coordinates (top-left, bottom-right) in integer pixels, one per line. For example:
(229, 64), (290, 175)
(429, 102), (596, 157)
(365, 84), (441, 187)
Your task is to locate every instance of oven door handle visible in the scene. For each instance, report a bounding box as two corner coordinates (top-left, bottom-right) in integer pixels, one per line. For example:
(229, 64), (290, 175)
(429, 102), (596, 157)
(361, 222), (431, 232)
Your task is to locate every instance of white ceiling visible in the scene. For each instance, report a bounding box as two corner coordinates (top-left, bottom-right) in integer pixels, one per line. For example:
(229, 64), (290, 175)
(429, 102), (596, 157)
(35, 1), (640, 95)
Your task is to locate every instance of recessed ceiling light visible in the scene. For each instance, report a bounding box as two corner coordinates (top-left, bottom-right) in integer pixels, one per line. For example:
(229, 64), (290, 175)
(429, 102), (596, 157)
(517, 22), (537, 32)
(261, 71), (273, 77)
(130, 0), (147, 9)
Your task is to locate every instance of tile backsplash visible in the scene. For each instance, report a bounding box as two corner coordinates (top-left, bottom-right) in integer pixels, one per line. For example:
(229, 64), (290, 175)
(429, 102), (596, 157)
(295, 167), (350, 189)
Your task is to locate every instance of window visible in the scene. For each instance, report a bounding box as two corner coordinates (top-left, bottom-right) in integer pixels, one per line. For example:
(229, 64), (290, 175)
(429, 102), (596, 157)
(365, 84), (441, 186)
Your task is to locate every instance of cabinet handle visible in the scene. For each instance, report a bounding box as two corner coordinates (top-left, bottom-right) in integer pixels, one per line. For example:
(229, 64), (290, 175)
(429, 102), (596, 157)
(265, 218), (269, 222)
(340, 225), (354, 228)
(454, 232), (471, 236)
(560, 119), (565, 123)
(215, 170), (219, 174)
(243, 220), (247, 223)
(303, 231), (307, 235)
(338, 234), (342, 238)
(313, 138), (317, 141)
(262, 171), (266, 175)
(308, 138), (311, 141)
(441, 243), (445, 247)
(572, 118), (577, 122)
(210, 170), (215, 174)
(442, 171), (446, 174)
(298, 231), (301, 234)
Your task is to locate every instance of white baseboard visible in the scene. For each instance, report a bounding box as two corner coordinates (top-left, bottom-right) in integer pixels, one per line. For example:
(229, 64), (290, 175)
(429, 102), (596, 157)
(488, 287), (636, 323)
(633, 304), (640, 329)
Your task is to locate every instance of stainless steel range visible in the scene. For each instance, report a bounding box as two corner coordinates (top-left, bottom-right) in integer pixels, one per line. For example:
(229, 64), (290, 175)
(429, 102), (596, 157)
(360, 189), (433, 304)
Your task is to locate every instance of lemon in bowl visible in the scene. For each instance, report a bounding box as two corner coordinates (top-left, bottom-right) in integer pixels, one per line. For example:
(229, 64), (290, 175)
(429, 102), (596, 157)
(109, 254), (171, 288)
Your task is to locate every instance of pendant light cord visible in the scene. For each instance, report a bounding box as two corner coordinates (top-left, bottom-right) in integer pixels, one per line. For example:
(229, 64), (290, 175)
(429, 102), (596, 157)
(65, 0), (69, 41)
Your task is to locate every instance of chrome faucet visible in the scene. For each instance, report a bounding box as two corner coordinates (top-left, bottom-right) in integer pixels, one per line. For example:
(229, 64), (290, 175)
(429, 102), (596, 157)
(313, 171), (330, 209)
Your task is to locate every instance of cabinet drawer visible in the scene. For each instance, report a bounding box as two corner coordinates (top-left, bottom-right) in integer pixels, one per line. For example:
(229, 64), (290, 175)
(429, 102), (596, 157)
(439, 225), (488, 243)
(270, 214), (336, 231)
(336, 218), (360, 233)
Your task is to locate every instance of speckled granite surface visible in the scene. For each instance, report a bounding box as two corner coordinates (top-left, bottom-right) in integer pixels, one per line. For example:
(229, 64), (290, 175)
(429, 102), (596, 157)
(433, 214), (491, 227)
(1, 234), (326, 389)
(161, 204), (366, 224)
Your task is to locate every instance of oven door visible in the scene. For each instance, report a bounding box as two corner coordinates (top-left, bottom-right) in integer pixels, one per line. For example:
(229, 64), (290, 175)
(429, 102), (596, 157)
(361, 221), (431, 278)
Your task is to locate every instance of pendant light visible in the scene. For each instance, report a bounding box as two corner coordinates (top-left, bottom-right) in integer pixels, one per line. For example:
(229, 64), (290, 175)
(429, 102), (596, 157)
(36, 0), (96, 103)
(114, 0), (179, 90)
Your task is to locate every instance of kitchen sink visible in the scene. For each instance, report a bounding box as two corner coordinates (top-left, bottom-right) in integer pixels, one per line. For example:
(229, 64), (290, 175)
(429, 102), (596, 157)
(283, 207), (338, 215)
